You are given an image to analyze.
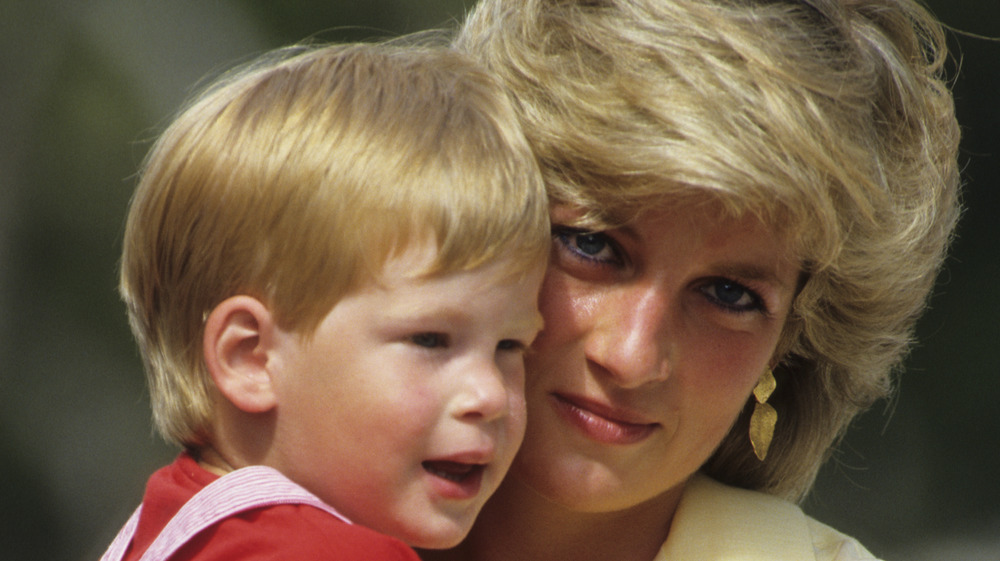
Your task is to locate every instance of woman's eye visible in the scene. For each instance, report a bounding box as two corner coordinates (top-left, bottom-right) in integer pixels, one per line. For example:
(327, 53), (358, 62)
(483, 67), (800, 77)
(701, 279), (763, 312)
(554, 227), (620, 264)
(410, 333), (448, 348)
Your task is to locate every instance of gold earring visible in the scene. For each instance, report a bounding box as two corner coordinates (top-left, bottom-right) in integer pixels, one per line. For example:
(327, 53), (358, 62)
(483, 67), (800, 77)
(749, 368), (777, 461)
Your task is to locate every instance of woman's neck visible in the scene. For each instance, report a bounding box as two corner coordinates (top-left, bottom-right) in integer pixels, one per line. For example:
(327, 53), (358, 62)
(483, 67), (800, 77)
(424, 476), (682, 561)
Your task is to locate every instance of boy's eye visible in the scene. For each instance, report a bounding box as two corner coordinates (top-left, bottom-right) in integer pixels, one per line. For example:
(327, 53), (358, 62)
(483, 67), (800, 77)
(410, 333), (448, 348)
(496, 339), (525, 352)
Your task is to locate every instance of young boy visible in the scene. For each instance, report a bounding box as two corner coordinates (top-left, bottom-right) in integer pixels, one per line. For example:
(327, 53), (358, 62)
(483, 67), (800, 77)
(101, 40), (550, 561)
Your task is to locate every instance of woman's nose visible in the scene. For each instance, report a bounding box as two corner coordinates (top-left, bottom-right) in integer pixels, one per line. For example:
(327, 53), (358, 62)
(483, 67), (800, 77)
(587, 284), (672, 388)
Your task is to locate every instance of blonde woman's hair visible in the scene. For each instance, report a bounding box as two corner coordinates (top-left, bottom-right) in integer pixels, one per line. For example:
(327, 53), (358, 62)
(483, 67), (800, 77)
(456, 0), (960, 501)
(121, 40), (549, 448)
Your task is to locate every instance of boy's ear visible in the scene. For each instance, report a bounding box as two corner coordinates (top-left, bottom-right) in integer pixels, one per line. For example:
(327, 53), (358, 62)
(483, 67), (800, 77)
(203, 296), (279, 413)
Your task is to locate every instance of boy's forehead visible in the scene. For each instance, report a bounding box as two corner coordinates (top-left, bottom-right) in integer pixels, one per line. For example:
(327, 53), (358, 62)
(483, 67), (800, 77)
(367, 233), (544, 284)
(354, 251), (546, 329)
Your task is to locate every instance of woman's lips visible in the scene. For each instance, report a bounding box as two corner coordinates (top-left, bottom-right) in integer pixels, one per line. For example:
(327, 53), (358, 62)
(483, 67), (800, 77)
(550, 393), (659, 445)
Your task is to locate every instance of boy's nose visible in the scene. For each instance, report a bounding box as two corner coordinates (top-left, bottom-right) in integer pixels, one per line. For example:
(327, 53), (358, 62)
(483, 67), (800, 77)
(453, 357), (511, 423)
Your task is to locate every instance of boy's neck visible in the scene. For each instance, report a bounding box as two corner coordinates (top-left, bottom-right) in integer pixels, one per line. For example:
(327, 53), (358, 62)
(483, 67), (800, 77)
(192, 446), (237, 477)
(423, 476), (680, 561)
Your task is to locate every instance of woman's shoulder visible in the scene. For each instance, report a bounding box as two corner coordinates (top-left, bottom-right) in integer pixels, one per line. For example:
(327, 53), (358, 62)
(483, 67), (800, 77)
(654, 475), (880, 561)
(805, 515), (881, 561)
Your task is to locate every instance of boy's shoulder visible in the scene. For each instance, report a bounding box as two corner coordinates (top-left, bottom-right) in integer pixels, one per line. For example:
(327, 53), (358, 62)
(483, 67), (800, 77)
(173, 502), (422, 561)
(124, 454), (420, 561)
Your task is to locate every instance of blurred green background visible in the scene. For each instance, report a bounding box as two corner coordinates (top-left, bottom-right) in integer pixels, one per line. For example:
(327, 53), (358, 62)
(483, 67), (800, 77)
(0, 1), (996, 560)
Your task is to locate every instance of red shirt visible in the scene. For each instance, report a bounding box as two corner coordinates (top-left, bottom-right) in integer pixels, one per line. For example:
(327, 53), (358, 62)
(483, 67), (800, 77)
(121, 454), (420, 561)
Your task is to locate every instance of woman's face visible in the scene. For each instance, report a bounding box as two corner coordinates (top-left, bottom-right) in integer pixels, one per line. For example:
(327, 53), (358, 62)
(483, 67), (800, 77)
(511, 202), (800, 513)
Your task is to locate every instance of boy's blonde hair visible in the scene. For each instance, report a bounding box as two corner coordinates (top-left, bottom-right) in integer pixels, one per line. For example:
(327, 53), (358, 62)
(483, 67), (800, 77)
(456, 0), (960, 501)
(121, 40), (549, 448)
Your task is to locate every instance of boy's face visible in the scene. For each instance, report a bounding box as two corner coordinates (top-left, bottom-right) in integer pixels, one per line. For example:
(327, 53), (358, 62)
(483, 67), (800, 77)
(265, 242), (545, 548)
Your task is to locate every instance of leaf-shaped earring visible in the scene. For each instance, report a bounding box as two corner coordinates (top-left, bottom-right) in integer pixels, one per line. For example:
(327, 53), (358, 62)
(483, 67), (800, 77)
(749, 368), (777, 461)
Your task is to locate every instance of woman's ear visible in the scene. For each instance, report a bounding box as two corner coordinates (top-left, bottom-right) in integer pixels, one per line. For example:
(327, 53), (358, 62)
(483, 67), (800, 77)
(203, 296), (279, 413)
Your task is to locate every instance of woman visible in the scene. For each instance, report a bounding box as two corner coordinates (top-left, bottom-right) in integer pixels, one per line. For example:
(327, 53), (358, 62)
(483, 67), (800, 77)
(429, 0), (961, 559)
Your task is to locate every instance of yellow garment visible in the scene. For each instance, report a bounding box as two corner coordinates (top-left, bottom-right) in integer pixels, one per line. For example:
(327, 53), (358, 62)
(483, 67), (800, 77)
(655, 475), (881, 561)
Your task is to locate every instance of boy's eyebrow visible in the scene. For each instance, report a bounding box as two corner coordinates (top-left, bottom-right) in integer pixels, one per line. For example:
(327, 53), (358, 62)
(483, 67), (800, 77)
(384, 304), (545, 333)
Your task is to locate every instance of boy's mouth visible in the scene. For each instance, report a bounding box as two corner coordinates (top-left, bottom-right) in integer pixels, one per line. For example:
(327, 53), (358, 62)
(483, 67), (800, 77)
(422, 460), (485, 483)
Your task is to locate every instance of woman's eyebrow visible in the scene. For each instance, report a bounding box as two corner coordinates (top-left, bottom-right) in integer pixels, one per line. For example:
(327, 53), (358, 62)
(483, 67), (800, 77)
(713, 262), (795, 291)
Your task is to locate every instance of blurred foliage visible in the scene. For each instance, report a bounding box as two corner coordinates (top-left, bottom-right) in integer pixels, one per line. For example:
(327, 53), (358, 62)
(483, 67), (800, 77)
(239, 0), (470, 42)
(1, 1), (997, 560)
